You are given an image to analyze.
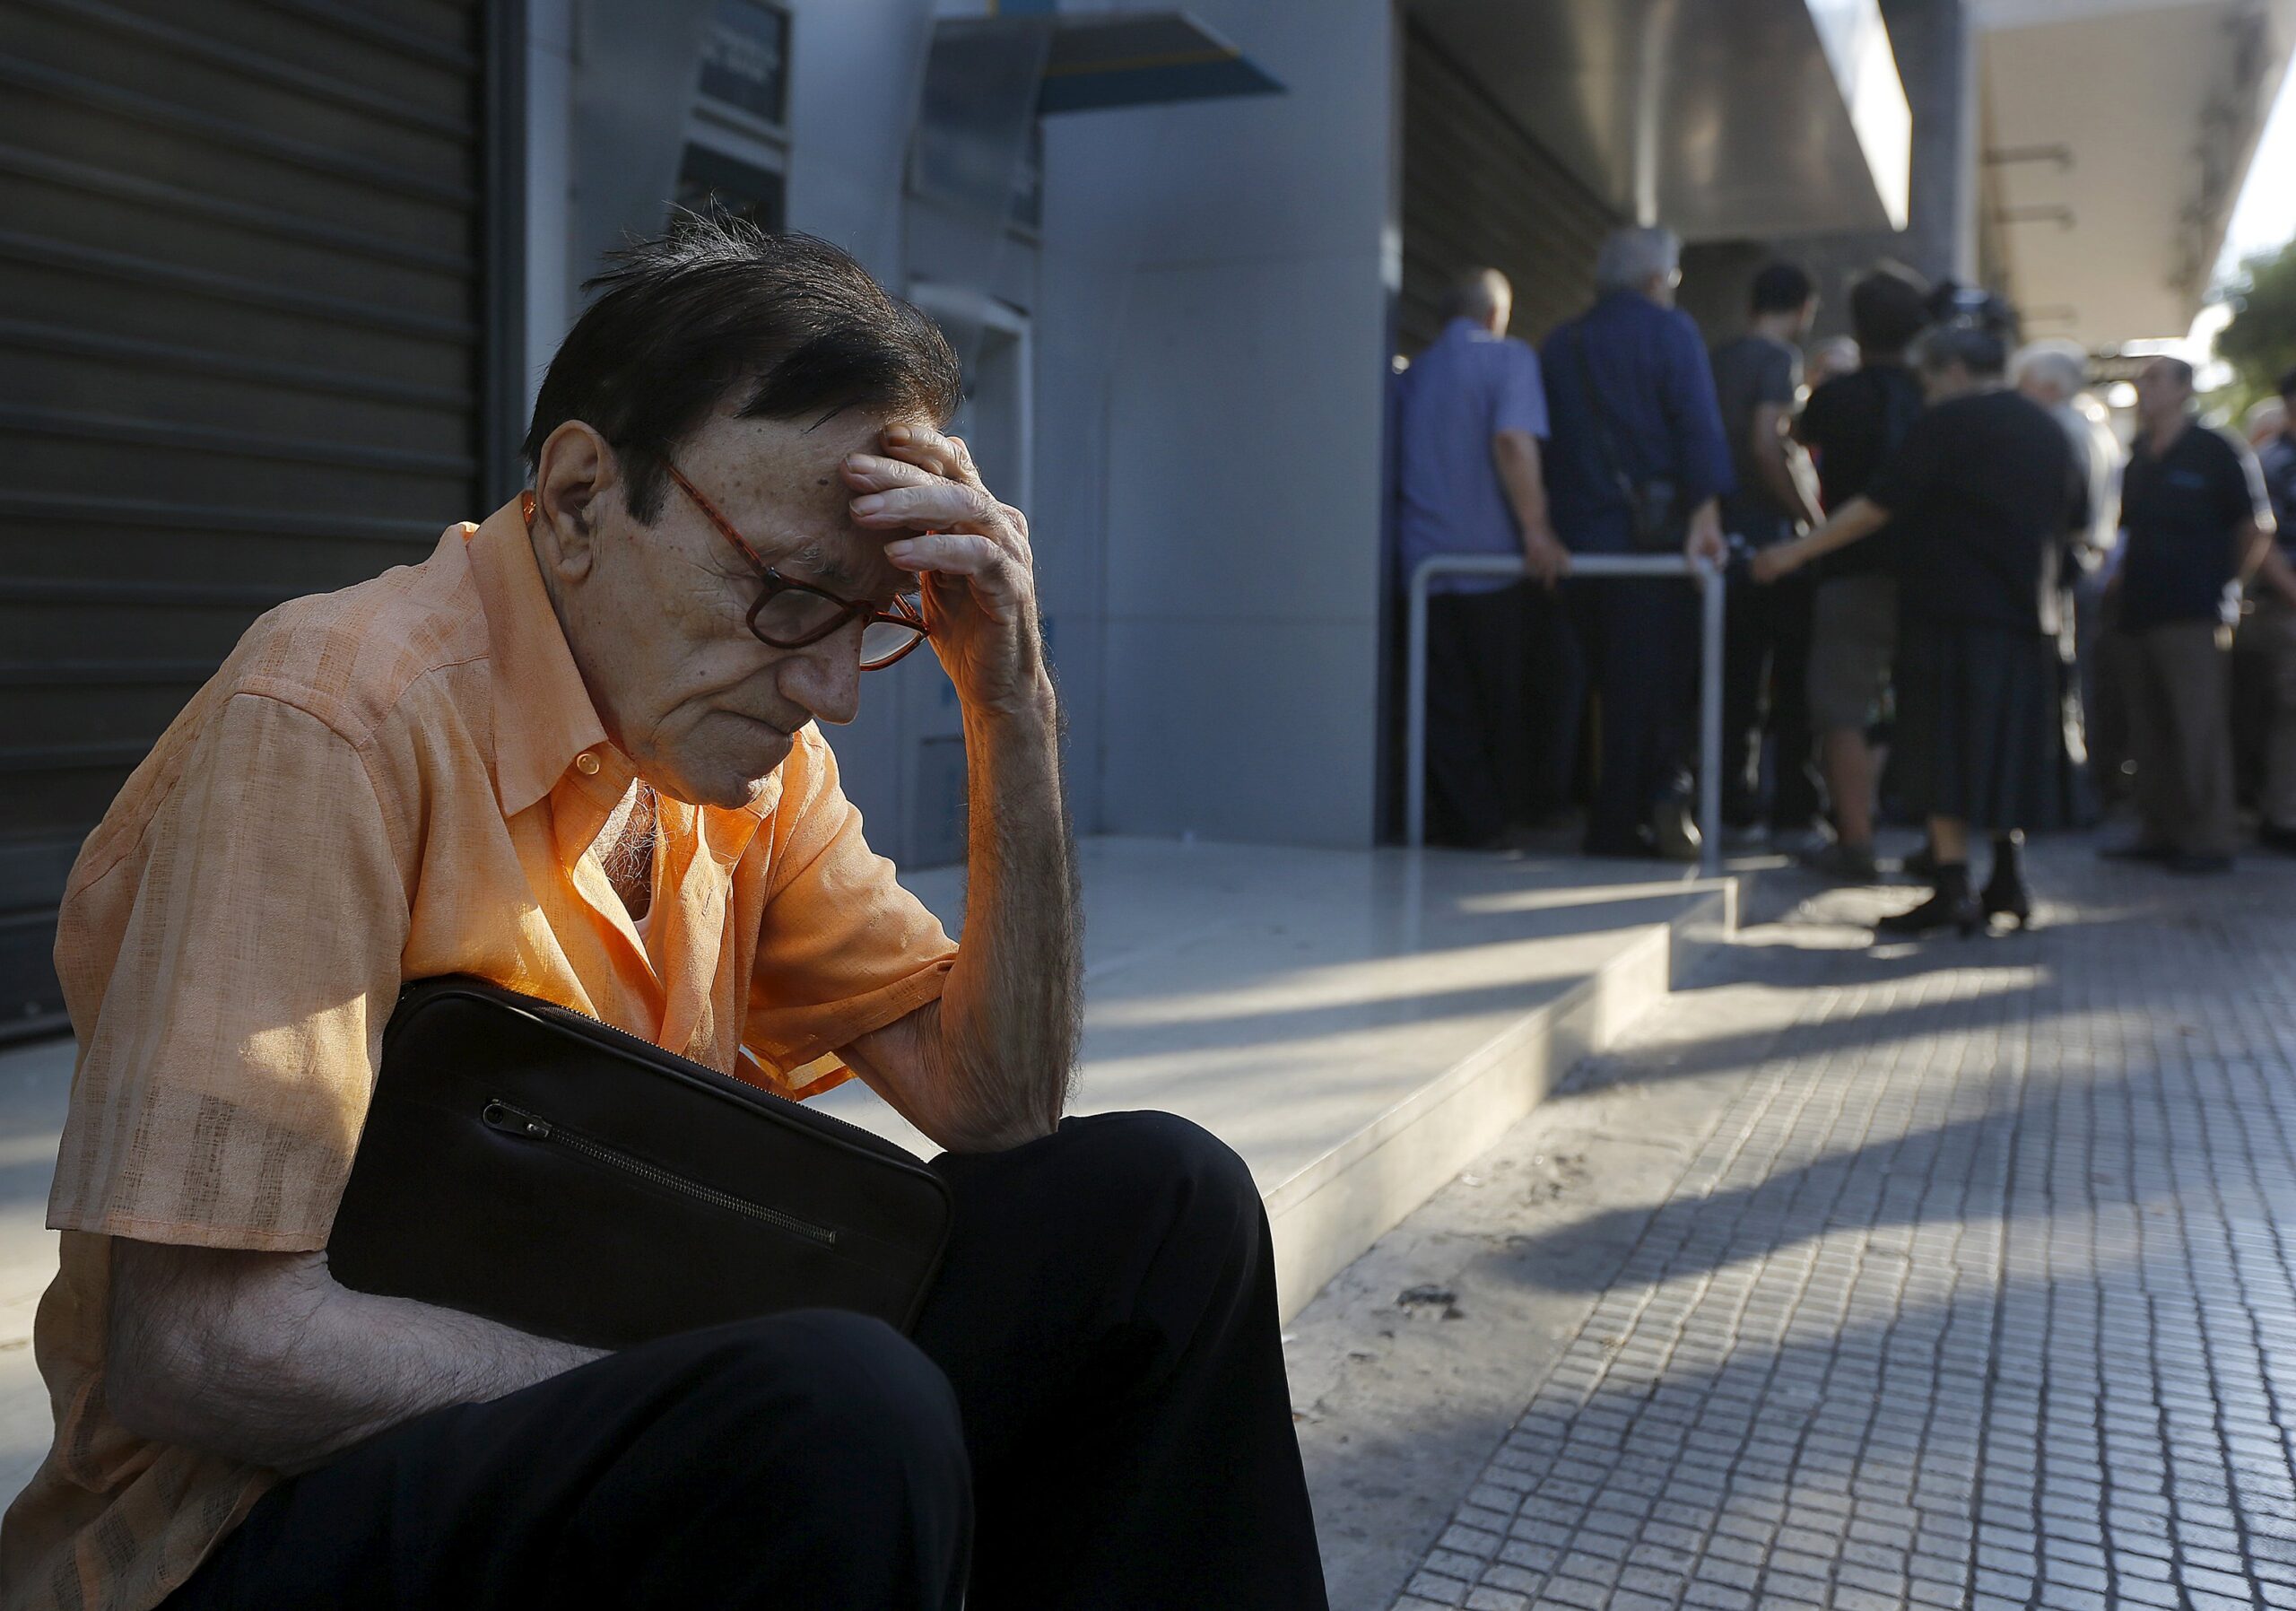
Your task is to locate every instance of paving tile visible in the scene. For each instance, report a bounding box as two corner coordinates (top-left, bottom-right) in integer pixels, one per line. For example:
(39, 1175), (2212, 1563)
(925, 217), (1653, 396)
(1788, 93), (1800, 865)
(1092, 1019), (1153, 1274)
(1381, 851), (2296, 1610)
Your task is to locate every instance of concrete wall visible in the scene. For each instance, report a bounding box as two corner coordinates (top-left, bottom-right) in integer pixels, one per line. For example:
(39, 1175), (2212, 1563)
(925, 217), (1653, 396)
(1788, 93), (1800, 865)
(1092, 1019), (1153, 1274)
(774, 0), (945, 858)
(532, 0), (1403, 854)
(1037, 0), (1400, 848)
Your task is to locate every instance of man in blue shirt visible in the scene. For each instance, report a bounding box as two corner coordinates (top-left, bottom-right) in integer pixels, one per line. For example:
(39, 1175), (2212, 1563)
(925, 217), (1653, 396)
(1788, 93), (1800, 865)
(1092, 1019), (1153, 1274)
(1542, 227), (1735, 856)
(1395, 268), (1570, 846)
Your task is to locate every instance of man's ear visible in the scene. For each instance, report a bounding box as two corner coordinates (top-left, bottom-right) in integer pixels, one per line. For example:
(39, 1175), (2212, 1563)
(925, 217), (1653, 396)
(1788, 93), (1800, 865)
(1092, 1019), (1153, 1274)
(532, 421), (620, 582)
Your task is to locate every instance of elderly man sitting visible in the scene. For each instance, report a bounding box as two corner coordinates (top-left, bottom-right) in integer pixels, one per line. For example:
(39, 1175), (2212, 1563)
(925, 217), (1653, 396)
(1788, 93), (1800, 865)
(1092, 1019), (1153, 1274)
(0, 220), (1328, 1611)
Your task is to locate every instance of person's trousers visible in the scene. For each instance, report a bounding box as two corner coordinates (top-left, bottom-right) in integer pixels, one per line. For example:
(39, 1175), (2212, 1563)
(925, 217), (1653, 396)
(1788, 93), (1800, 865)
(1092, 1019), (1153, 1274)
(1720, 567), (1819, 832)
(1425, 582), (1534, 845)
(1565, 576), (1697, 852)
(2242, 597), (2296, 832)
(2125, 618), (2238, 858)
(163, 1110), (1329, 1611)
(2074, 570), (2126, 802)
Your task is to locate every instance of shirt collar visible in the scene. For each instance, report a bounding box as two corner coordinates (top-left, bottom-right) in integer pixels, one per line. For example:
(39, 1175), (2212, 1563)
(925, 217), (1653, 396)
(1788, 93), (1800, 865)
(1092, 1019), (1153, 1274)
(461, 496), (787, 835)
(464, 496), (613, 817)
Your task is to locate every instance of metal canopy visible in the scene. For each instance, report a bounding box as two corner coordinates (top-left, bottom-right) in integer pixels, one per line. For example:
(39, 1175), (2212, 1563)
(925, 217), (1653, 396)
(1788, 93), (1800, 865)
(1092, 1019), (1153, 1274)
(1974, 0), (2296, 351)
(1405, 0), (1912, 242)
(1036, 12), (1283, 114)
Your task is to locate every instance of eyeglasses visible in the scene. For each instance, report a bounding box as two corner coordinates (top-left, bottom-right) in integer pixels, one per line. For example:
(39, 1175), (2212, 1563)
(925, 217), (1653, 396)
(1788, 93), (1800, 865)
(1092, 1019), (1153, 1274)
(520, 471), (929, 669)
(659, 463), (930, 671)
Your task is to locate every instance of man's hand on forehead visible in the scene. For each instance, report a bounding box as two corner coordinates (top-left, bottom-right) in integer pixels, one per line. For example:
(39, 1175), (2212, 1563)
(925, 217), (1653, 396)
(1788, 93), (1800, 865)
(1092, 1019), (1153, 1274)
(839, 422), (1047, 716)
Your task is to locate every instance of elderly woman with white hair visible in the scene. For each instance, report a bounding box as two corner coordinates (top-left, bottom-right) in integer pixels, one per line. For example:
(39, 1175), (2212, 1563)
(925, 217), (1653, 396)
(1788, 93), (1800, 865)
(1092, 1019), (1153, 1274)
(1757, 322), (2084, 935)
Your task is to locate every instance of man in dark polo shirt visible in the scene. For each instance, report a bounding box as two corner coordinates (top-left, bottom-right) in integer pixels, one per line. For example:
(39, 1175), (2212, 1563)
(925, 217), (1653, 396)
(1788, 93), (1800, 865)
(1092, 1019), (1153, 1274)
(2105, 356), (2276, 872)
(1791, 265), (1931, 879)
(1709, 262), (1825, 840)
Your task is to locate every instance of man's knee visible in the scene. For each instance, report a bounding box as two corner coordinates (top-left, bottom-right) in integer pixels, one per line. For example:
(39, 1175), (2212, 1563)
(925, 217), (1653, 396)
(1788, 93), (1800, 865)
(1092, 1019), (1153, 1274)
(641, 1311), (967, 1488)
(1056, 1111), (1266, 1262)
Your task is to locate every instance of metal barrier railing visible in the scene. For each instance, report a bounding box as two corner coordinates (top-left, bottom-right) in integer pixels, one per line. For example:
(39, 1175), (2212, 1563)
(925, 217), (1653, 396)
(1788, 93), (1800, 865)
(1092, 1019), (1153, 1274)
(1404, 552), (1726, 878)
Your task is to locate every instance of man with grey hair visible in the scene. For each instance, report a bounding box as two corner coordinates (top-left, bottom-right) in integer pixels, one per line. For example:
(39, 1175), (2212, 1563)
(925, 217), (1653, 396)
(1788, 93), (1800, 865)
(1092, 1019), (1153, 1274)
(1394, 266), (1568, 845)
(1540, 225), (1733, 856)
(2104, 355), (2277, 872)
(2015, 338), (2120, 817)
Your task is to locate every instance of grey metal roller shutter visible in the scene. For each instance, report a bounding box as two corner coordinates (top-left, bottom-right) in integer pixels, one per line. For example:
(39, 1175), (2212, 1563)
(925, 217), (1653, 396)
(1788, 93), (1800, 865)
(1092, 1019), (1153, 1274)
(0, 0), (497, 1039)
(1399, 19), (1620, 356)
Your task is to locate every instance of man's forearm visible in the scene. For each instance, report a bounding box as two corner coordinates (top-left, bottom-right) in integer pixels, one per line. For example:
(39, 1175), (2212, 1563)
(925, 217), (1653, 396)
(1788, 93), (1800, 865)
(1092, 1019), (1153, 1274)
(1755, 441), (1823, 530)
(1797, 496), (1888, 563)
(2236, 519), (2274, 586)
(109, 1243), (600, 1475)
(1492, 432), (1555, 549)
(932, 677), (1082, 1150)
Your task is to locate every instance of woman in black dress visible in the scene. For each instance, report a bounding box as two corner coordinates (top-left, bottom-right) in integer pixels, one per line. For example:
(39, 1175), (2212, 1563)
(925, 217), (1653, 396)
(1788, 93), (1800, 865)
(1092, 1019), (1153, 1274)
(1754, 322), (2082, 936)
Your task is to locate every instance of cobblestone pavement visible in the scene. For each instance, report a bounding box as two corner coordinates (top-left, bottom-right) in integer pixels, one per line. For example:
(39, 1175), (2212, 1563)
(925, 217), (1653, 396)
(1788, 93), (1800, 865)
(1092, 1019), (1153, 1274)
(1389, 845), (2296, 1611)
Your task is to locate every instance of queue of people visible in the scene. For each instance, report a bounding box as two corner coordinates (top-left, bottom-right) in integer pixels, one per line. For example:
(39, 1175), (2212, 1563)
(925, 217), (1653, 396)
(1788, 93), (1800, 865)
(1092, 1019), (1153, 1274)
(1396, 230), (2292, 935)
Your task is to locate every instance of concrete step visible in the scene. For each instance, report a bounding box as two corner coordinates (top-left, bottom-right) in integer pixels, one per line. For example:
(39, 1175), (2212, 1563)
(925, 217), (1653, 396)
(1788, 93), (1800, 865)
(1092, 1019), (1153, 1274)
(0, 834), (1749, 1504)
(820, 835), (1743, 1318)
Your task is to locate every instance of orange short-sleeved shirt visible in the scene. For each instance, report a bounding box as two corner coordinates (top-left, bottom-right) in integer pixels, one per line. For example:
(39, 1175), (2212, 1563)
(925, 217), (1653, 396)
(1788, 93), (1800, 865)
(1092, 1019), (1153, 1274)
(0, 501), (958, 1611)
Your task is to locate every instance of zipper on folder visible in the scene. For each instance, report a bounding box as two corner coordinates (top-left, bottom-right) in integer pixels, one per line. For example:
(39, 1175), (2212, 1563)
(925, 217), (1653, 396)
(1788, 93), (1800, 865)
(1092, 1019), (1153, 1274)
(487, 988), (896, 1154)
(482, 1099), (839, 1247)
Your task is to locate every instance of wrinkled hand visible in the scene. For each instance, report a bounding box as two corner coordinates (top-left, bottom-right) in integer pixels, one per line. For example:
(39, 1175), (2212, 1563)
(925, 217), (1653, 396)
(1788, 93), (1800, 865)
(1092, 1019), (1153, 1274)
(1683, 518), (1728, 570)
(1750, 544), (1801, 586)
(843, 423), (1049, 718)
(1523, 530), (1571, 588)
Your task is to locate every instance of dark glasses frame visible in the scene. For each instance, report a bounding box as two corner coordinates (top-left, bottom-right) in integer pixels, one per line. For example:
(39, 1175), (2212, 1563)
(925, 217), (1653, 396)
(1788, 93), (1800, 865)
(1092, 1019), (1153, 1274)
(662, 463), (930, 671)
(515, 462), (933, 673)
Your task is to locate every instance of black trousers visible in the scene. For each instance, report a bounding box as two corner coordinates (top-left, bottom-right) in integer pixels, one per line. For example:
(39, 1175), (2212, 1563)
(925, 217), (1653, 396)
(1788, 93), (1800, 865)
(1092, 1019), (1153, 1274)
(1721, 567), (1821, 832)
(164, 1111), (1328, 1611)
(1565, 576), (1698, 852)
(1424, 582), (1535, 846)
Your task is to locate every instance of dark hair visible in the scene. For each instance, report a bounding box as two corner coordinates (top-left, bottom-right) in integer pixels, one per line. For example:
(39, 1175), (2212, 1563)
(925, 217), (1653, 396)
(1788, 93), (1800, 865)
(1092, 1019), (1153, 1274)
(523, 213), (962, 523)
(1750, 261), (1814, 315)
(1848, 264), (1931, 353)
(2149, 355), (2196, 390)
(2278, 364), (2296, 400)
(1918, 323), (2008, 379)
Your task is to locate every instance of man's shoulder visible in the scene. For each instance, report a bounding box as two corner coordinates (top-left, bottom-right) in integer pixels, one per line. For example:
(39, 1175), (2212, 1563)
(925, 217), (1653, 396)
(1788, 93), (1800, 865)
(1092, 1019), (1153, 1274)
(222, 529), (489, 749)
(2195, 423), (2256, 467)
(1655, 303), (1705, 344)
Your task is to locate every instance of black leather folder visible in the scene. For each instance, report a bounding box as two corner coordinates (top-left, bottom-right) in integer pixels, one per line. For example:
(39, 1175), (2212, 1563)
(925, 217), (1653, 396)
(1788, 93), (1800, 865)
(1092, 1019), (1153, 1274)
(328, 976), (952, 1349)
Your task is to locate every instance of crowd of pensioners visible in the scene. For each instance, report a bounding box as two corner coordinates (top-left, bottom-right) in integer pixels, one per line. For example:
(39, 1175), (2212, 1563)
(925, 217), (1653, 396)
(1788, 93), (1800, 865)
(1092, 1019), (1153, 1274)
(1395, 225), (2295, 936)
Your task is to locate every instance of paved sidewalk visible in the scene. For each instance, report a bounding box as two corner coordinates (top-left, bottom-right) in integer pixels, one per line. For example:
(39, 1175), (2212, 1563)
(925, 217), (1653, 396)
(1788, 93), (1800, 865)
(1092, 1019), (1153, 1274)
(1351, 841), (2296, 1611)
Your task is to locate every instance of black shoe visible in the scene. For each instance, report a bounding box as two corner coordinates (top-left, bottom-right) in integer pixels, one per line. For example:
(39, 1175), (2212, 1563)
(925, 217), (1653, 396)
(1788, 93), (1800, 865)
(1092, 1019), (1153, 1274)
(1900, 841), (1938, 881)
(1979, 867), (2034, 930)
(1982, 837), (2033, 930)
(1875, 866), (1980, 939)
(1650, 792), (1700, 864)
(2099, 840), (2175, 863)
(2258, 823), (2296, 856)
(2167, 852), (2234, 875)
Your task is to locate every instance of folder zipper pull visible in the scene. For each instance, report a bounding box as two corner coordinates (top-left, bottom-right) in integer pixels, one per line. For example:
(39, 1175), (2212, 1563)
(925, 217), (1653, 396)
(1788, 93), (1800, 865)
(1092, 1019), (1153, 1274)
(480, 1098), (838, 1246)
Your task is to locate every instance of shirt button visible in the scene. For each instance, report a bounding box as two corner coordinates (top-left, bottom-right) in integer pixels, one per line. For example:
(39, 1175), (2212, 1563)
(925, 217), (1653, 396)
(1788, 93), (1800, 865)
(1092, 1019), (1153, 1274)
(574, 753), (601, 776)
